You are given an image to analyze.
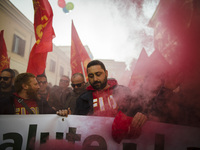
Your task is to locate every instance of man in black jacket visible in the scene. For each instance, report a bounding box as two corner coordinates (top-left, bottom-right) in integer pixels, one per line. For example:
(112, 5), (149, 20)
(0, 68), (15, 114)
(36, 74), (56, 114)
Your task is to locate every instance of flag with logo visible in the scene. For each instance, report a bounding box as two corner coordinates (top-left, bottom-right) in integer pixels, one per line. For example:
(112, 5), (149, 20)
(27, 0), (55, 76)
(70, 20), (91, 81)
(0, 30), (10, 72)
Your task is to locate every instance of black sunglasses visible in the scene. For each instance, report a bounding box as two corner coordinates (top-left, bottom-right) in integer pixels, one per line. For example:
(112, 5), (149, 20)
(71, 82), (84, 88)
(0, 77), (12, 81)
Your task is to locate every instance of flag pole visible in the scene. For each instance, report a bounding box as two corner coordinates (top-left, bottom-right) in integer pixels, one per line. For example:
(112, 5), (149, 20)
(81, 61), (86, 81)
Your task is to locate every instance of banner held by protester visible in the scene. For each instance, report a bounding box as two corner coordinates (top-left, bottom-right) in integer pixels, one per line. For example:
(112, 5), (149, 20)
(0, 115), (199, 150)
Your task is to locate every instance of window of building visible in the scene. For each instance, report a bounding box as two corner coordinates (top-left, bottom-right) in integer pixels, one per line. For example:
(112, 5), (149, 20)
(60, 66), (64, 77)
(49, 60), (56, 72)
(12, 34), (25, 56)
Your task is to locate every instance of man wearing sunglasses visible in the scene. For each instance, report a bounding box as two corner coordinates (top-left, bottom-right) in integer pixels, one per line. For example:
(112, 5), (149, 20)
(0, 68), (15, 114)
(36, 74), (56, 114)
(62, 73), (87, 114)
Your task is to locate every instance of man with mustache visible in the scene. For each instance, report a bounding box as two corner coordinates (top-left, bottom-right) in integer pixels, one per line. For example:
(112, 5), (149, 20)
(13, 73), (40, 114)
(58, 60), (147, 143)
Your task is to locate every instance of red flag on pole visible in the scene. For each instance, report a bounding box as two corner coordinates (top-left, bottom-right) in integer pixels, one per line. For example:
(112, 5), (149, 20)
(128, 48), (148, 90)
(27, 0), (55, 76)
(70, 20), (91, 81)
(0, 30), (10, 72)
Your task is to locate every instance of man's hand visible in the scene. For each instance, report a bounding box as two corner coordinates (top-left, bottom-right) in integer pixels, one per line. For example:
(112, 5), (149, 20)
(128, 112), (147, 138)
(112, 111), (147, 143)
(56, 108), (71, 117)
(131, 112), (147, 128)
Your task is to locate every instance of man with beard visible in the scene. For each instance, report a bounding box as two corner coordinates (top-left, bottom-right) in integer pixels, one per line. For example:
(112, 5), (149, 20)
(13, 73), (40, 114)
(0, 68), (15, 114)
(58, 60), (147, 143)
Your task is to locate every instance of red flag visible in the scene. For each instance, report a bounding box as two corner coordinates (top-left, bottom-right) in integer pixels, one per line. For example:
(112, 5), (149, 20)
(70, 21), (91, 80)
(0, 30), (10, 72)
(27, 0), (55, 76)
(148, 49), (170, 75)
(128, 48), (148, 90)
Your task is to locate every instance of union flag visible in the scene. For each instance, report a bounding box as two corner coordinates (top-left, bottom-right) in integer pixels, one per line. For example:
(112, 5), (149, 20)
(0, 30), (10, 72)
(70, 20), (91, 81)
(27, 0), (55, 76)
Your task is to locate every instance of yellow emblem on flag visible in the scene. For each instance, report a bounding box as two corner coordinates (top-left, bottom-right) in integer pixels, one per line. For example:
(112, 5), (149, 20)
(0, 55), (9, 69)
(36, 15), (48, 44)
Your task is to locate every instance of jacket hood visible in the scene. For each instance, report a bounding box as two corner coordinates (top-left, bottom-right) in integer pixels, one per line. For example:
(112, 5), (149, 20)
(86, 78), (118, 91)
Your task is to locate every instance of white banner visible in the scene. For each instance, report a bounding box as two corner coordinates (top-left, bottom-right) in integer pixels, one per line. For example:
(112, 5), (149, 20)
(0, 115), (200, 150)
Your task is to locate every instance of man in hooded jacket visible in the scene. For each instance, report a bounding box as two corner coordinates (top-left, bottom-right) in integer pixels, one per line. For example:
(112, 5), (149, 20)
(58, 60), (147, 143)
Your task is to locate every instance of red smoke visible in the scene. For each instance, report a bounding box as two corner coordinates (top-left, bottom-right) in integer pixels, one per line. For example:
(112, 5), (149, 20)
(127, 0), (200, 127)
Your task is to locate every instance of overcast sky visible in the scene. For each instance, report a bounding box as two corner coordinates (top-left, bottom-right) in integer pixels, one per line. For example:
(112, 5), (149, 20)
(10, 0), (159, 67)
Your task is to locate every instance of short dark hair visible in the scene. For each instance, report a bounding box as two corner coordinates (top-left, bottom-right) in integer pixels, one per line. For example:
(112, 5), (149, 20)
(87, 60), (106, 71)
(1, 68), (15, 78)
(71, 73), (85, 82)
(37, 74), (47, 79)
(61, 75), (70, 81)
(14, 73), (36, 93)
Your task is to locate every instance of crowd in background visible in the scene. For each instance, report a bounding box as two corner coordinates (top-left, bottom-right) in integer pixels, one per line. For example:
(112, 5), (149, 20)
(0, 68), (87, 115)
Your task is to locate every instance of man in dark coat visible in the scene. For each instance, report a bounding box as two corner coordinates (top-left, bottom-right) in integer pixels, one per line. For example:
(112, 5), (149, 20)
(0, 68), (15, 114)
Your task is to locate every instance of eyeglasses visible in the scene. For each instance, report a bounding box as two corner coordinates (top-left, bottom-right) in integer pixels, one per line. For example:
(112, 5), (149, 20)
(71, 82), (84, 88)
(38, 81), (47, 84)
(0, 77), (12, 81)
(60, 79), (69, 83)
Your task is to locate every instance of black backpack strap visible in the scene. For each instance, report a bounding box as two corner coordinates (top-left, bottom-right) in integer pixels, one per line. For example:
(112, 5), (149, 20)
(15, 95), (34, 114)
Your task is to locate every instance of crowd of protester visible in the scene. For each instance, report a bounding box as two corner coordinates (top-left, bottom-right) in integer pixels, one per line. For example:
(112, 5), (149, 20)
(0, 60), (148, 145)
(1, 60), (199, 126)
(0, 68), (87, 115)
(0, 59), (199, 148)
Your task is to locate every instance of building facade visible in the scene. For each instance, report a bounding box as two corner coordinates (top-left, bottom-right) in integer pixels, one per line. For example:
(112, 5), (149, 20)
(0, 0), (129, 86)
(0, 0), (71, 85)
(99, 59), (128, 86)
